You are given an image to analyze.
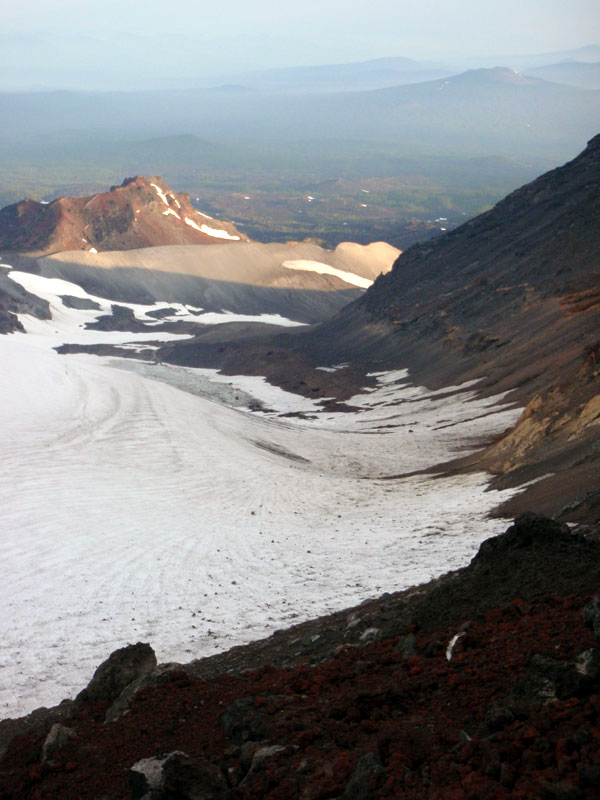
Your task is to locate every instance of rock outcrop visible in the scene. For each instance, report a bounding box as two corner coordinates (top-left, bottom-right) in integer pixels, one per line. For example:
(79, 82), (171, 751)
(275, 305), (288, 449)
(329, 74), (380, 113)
(0, 176), (248, 255)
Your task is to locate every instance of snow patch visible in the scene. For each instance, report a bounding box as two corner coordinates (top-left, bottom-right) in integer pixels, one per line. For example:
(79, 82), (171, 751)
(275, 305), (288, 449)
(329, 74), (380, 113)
(200, 224), (240, 241)
(446, 632), (465, 661)
(192, 311), (305, 327)
(6, 272), (303, 337)
(281, 260), (373, 289)
(150, 182), (171, 207)
(163, 208), (181, 220)
(184, 216), (202, 232)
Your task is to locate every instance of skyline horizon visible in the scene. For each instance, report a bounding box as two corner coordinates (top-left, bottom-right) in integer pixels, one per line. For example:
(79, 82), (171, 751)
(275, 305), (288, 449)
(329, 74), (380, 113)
(1, 0), (599, 91)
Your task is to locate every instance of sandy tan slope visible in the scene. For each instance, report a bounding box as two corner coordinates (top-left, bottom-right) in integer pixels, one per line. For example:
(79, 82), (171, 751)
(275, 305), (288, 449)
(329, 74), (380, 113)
(42, 240), (399, 290)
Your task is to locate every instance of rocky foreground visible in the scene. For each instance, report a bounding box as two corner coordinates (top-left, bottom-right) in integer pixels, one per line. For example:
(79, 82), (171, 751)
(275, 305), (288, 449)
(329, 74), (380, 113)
(1, 514), (599, 799)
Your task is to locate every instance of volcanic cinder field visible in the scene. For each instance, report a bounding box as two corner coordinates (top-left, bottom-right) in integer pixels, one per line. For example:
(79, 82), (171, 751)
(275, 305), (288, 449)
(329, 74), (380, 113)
(0, 268), (524, 720)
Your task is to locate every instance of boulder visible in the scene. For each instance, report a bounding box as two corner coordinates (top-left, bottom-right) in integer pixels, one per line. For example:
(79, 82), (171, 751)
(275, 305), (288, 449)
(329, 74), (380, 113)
(248, 744), (286, 773)
(341, 751), (385, 799)
(473, 513), (574, 565)
(221, 697), (268, 746)
(41, 723), (77, 764)
(582, 592), (600, 642)
(129, 751), (227, 800)
(75, 642), (156, 707)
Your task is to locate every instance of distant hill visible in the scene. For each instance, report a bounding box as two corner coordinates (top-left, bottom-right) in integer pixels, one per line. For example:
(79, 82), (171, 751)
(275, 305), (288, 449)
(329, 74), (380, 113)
(1, 68), (597, 162)
(525, 61), (600, 90)
(336, 68), (600, 152)
(459, 44), (600, 71)
(227, 56), (453, 93)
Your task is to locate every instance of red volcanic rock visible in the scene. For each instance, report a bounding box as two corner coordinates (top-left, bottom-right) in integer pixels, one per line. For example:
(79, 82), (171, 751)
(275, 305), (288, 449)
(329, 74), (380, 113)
(0, 176), (248, 255)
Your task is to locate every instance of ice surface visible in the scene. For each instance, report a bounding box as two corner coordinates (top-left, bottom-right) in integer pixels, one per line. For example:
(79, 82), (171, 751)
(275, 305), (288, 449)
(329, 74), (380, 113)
(281, 260), (373, 289)
(0, 274), (524, 720)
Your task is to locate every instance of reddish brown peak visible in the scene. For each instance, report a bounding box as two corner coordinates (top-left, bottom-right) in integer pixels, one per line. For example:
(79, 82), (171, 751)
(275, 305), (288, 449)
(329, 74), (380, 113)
(0, 176), (247, 254)
(109, 176), (162, 193)
(0, 197), (61, 253)
(111, 176), (143, 191)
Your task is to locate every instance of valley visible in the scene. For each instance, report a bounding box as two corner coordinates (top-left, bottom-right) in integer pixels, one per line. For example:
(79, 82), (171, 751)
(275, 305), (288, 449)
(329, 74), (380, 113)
(0, 131), (598, 730)
(2, 7), (600, 796)
(0, 261), (520, 720)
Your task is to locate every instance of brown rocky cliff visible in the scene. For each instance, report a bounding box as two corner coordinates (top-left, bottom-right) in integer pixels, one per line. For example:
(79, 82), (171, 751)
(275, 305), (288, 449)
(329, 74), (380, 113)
(0, 176), (248, 255)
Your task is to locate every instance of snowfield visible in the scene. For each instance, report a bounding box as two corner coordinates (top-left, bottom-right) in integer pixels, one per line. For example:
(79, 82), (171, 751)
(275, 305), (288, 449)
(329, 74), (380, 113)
(0, 275), (524, 720)
(8, 271), (306, 332)
(281, 260), (374, 289)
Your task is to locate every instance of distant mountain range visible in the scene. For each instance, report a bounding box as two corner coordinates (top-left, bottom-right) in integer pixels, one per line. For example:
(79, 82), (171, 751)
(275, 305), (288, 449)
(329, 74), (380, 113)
(525, 61), (600, 89)
(1, 35), (598, 92)
(1, 67), (597, 162)
(225, 56), (453, 93)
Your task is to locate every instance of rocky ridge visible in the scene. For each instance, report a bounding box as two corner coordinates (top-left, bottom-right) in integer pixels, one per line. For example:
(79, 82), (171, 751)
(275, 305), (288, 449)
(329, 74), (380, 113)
(0, 176), (247, 256)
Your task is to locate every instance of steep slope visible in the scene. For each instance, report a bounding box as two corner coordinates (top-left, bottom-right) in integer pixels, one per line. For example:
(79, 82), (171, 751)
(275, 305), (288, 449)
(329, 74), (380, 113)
(0, 176), (247, 255)
(157, 135), (600, 521)
(307, 133), (600, 520)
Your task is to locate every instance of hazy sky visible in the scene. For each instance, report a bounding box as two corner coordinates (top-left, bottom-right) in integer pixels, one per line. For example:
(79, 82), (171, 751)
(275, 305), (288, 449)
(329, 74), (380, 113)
(3, 0), (599, 60)
(2, 0), (599, 90)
